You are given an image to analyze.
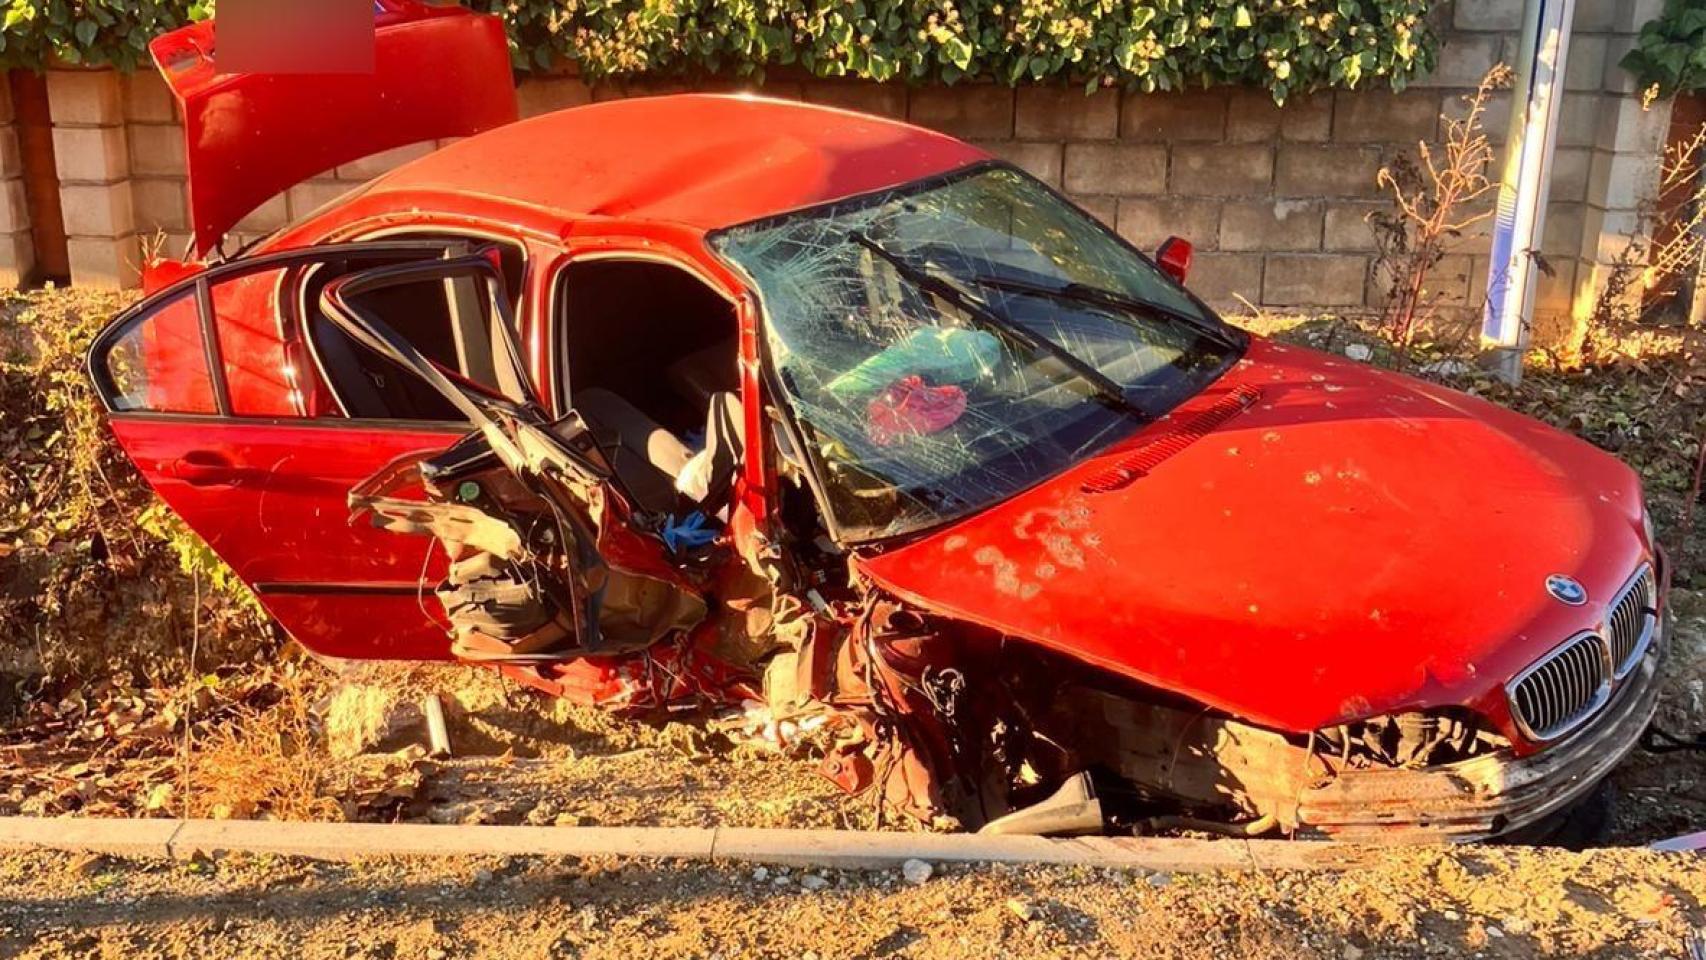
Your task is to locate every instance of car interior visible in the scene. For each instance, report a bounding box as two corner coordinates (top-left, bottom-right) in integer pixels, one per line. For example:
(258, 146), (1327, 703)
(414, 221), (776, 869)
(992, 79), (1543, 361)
(300, 241), (527, 421)
(556, 258), (742, 516)
(300, 246), (743, 519)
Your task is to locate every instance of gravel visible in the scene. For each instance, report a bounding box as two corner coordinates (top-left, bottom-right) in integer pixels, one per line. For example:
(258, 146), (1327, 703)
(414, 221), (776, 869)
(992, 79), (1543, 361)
(2, 846), (1700, 959)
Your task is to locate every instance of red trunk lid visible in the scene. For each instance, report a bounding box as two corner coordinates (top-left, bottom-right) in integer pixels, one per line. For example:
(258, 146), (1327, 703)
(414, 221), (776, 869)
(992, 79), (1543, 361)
(150, 0), (517, 255)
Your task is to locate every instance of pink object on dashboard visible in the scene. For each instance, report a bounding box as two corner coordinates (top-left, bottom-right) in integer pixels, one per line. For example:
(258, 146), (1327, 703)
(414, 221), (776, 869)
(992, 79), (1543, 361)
(866, 375), (967, 446)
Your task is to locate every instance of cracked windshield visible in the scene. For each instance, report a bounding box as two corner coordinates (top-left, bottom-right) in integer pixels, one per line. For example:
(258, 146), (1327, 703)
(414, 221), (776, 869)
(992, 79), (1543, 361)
(712, 166), (1243, 540)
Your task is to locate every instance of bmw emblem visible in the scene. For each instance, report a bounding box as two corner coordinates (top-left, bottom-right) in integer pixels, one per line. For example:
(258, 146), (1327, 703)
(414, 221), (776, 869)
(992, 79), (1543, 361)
(1546, 574), (1588, 606)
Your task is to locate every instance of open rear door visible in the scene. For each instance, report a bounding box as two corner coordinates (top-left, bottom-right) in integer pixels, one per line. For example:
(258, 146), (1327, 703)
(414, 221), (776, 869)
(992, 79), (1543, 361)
(151, 0), (517, 255)
(87, 241), (495, 661)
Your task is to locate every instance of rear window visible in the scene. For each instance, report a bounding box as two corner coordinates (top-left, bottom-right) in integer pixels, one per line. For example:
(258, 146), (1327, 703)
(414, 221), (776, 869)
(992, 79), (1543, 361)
(103, 293), (218, 414)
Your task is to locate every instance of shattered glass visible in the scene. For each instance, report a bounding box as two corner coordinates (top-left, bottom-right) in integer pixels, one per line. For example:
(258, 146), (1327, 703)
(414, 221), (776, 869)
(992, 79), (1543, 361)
(712, 167), (1241, 541)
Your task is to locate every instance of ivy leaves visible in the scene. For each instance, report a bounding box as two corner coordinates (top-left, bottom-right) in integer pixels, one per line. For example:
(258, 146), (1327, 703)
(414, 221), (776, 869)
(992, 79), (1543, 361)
(0, 0), (1433, 102)
(1621, 0), (1706, 97)
(527, 0), (1430, 100)
(0, 0), (209, 69)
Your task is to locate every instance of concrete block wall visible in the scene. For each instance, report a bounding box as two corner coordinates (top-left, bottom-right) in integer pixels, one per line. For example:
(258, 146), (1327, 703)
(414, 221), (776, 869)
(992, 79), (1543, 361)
(504, 71), (1662, 333)
(0, 82), (32, 285)
(28, 0), (1675, 335)
(123, 69), (187, 265)
(507, 77), (1444, 315)
(52, 70), (455, 281)
(46, 69), (135, 287)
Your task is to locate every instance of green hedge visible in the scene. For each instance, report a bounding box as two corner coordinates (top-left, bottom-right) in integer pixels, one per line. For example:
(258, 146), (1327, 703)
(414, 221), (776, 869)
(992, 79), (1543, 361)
(0, 0), (1435, 102)
(0, 0), (207, 70)
(1620, 0), (1706, 96)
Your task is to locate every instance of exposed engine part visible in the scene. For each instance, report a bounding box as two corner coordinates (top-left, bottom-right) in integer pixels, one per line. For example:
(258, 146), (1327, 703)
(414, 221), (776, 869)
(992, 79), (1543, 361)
(1027, 660), (1511, 833)
(812, 593), (960, 825)
(1320, 710), (1498, 769)
(978, 771), (1103, 836)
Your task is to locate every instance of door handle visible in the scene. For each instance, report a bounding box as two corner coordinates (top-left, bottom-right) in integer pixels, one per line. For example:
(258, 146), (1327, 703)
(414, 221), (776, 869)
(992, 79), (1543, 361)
(168, 451), (236, 487)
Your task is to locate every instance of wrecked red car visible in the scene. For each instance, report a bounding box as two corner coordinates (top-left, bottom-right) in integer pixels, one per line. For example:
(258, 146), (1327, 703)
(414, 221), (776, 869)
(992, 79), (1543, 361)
(89, 3), (1669, 842)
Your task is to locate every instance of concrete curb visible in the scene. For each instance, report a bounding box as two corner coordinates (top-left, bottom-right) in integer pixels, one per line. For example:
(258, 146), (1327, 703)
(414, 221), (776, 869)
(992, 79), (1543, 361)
(0, 816), (1420, 872)
(0, 817), (185, 858)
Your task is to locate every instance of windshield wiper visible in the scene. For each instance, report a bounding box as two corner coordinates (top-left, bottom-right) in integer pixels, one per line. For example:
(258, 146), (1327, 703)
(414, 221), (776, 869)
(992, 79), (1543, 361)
(960, 273), (1241, 349)
(848, 231), (1146, 421)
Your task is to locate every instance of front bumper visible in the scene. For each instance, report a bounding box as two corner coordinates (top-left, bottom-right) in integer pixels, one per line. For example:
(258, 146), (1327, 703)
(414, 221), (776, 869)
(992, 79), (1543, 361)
(1293, 612), (1669, 843)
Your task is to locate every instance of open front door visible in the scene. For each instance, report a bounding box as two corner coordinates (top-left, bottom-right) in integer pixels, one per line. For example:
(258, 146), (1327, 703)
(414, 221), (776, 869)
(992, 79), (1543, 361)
(88, 241), (515, 660)
(151, 0), (516, 255)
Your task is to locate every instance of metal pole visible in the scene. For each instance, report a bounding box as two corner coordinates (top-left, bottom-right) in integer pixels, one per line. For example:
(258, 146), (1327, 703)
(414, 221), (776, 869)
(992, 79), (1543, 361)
(1482, 0), (1576, 384)
(422, 693), (452, 758)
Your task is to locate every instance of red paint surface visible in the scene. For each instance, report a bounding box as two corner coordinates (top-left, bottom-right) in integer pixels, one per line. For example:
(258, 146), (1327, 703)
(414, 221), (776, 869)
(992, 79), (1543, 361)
(111, 417), (464, 659)
(136, 292), (218, 413)
(208, 268), (299, 417)
(858, 338), (1656, 741)
(151, 0), (517, 253)
(359, 95), (988, 231)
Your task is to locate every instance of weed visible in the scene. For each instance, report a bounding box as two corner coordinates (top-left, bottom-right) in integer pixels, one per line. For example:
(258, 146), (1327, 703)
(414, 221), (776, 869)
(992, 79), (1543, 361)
(1368, 64), (1512, 351)
(185, 661), (344, 822)
(0, 287), (268, 684)
(1577, 121), (1706, 354)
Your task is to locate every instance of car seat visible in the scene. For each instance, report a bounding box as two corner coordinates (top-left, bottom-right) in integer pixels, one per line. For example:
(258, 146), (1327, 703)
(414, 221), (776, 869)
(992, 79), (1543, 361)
(571, 387), (693, 514)
(674, 391), (745, 509)
(666, 339), (740, 409)
(572, 387), (747, 518)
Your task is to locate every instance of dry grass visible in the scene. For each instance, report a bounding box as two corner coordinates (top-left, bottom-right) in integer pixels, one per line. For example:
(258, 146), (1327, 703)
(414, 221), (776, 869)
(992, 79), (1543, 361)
(182, 663), (343, 822)
(0, 286), (269, 687)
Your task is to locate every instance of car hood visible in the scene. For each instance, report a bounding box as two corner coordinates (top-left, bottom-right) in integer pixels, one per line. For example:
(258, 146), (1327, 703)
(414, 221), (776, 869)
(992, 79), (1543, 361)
(856, 337), (1651, 733)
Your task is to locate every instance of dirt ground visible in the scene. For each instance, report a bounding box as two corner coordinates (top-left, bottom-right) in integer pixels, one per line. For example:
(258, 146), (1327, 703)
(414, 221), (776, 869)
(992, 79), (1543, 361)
(289, 579), (1706, 844)
(360, 667), (869, 831)
(2, 845), (1701, 959)
(1604, 588), (1706, 845)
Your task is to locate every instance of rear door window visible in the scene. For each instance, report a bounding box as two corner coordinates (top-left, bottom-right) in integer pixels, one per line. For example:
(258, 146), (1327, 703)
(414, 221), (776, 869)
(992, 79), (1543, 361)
(92, 239), (527, 424)
(103, 293), (219, 414)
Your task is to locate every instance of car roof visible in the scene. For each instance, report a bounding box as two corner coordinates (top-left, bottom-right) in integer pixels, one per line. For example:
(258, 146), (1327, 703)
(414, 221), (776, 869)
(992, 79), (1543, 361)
(364, 94), (990, 232)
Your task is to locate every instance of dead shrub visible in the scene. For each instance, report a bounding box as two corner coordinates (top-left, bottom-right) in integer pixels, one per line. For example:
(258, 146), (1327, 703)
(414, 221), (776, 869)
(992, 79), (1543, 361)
(1577, 121), (1706, 358)
(183, 662), (344, 822)
(1368, 64), (1512, 352)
